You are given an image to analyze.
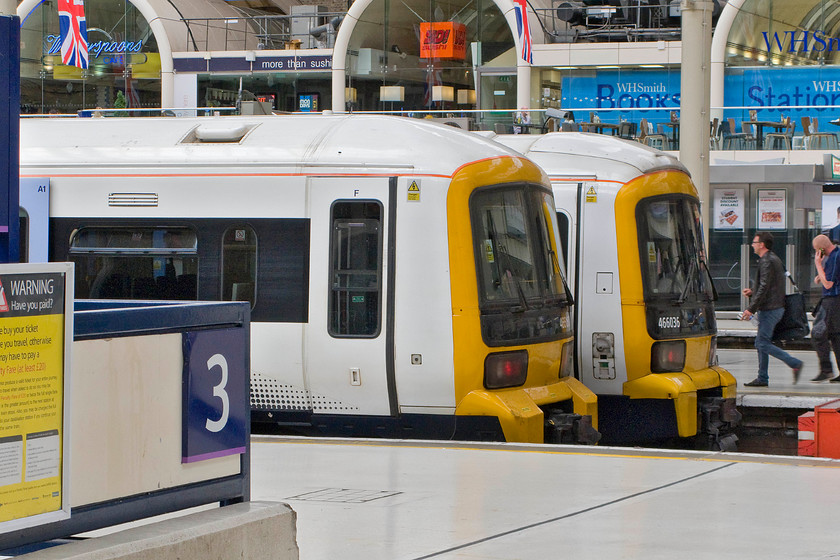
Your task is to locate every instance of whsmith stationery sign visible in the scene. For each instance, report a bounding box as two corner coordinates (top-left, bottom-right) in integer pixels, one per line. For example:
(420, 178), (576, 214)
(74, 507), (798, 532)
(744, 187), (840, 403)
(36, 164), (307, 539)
(560, 66), (840, 123)
(0, 263), (72, 533)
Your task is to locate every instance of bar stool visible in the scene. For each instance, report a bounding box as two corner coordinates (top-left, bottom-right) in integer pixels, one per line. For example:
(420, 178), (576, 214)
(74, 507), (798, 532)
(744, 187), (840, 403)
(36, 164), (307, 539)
(709, 118), (720, 150)
(764, 118), (794, 150)
(802, 116), (839, 149)
(618, 121), (636, 139)
(639, 119), (669, 150)
(720, 119), (750, 150)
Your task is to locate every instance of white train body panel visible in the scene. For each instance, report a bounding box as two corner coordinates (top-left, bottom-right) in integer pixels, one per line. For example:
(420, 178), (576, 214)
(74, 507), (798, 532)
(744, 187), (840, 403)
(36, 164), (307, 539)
(20, 115), (593, 444)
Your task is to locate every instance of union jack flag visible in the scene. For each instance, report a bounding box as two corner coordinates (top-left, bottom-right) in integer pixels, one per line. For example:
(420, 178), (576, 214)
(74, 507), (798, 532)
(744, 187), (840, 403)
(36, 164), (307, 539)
(58, 0), (89, 69)
(512, 0), (532, 64)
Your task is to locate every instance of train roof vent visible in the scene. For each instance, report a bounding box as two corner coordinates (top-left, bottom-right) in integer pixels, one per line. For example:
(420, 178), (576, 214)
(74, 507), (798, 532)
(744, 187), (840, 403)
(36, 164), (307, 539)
(109, 192), (159, 207)
(184, 123), (257, 143)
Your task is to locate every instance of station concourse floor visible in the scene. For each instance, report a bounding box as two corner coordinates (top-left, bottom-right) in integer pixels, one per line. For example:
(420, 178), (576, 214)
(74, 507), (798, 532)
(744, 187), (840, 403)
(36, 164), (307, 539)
(251, 436), (840, 560)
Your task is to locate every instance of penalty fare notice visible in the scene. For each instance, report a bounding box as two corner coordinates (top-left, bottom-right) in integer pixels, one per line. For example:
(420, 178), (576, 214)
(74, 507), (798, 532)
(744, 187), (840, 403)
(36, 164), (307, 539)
(0, 263), (72, 532)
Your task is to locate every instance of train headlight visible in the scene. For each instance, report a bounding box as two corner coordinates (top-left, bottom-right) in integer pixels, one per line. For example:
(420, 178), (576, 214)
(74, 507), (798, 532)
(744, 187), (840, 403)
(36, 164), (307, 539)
(651, 341), (686, 373)
(484, 351), (528, 389)
(559, 341), (574, 378)
(709, 336), (718, 366)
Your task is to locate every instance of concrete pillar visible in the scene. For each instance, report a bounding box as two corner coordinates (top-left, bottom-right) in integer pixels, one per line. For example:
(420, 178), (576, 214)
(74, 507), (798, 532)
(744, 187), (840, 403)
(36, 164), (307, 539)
(680, 0), (713, 248)
(710, 0), (745, 121)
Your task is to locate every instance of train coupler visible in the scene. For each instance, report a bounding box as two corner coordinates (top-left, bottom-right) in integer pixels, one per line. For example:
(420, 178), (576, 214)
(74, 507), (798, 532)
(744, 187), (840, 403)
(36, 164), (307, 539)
(545, 412), (601, 445)
(697, 397), (741, 452)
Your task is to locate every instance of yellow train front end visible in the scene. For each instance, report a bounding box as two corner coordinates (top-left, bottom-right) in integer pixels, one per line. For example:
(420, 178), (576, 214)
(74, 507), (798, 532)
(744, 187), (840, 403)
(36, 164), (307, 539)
(447, 156), (598, 445)
(614, 170), (740, 450)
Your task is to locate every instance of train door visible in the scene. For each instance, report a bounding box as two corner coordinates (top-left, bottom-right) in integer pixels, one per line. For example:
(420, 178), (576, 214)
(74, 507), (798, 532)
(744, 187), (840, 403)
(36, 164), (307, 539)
(19, 177), (50, 263)
(575, 180), (626, 394)
(304, 177), (396, 416)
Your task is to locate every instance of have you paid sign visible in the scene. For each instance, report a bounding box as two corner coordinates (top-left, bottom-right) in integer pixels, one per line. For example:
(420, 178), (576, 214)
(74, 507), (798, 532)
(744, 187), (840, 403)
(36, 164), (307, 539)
(0, 263), (72, 532)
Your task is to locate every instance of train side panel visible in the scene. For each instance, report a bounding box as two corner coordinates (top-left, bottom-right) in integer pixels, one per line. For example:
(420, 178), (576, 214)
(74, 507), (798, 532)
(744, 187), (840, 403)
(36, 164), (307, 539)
(393, 176), (457, 412)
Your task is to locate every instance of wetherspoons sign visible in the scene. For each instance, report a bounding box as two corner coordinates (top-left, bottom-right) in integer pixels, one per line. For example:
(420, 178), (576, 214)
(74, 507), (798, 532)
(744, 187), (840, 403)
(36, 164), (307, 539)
(44, 35), (144, 59)
(0, 263), (72, 533)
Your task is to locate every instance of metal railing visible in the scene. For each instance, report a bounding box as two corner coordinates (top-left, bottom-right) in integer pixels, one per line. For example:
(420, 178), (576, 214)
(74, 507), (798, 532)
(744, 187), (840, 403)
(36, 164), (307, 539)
(180, 12), (345, 52)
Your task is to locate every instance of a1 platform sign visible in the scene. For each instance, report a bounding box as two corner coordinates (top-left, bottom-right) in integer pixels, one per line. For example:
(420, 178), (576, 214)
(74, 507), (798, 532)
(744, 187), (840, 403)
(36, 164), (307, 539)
(182, 328), (248, 463)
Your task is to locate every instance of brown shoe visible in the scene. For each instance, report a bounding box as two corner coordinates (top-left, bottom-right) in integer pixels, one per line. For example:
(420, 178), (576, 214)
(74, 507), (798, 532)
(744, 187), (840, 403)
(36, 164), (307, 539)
(792, 365), (802, 384)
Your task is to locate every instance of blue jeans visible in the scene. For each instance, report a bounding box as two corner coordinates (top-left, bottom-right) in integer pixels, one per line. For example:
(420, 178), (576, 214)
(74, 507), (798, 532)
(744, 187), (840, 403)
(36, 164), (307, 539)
(755, 307), (803, 383)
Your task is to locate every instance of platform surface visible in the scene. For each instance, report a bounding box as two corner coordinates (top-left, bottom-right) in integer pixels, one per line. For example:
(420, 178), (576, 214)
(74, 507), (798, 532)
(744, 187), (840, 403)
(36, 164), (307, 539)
(719, 348), (840, 407)
(251, 436), (840, 560)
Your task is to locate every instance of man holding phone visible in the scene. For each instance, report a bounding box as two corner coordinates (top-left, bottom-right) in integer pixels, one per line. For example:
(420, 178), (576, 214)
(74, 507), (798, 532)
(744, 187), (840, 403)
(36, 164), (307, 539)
(812, 234), (840, 382)
(742, 232), (804, 387)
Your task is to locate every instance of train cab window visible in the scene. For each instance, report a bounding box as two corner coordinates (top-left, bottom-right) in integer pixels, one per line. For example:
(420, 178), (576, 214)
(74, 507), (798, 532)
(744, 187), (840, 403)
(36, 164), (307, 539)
(68, 227), (199, 301)
(471, 186), (571, 346)
(221, 226), (257, 309)
(637, 197), (713, 301)
(328, 201), (382, 337)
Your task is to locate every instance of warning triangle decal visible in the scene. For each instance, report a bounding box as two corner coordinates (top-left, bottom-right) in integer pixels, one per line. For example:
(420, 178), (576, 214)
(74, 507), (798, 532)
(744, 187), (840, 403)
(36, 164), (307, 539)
(586, 186), (596, 195)
(408, 181), (420, 192)
(0, 281), (8, 313)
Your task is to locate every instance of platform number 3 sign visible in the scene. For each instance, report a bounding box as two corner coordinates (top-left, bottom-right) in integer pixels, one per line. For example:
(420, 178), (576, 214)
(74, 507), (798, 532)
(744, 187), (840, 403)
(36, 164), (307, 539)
(182, 328), (248, 463)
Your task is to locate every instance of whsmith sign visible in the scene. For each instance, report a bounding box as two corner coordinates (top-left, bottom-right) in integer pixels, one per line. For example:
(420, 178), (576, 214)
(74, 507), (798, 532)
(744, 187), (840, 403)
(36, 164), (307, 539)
(763, 31), (840, 53)
(561, 67), (840, 123)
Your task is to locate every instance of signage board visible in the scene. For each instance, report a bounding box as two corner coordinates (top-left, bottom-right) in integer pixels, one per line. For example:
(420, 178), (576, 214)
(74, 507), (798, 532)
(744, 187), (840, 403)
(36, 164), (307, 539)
(713, 188), (745, 230)
(0, 263), (72, 533)
(182, 328), (248, 463)
(419, 22), (467, 60)
(757, 189), (787, 230)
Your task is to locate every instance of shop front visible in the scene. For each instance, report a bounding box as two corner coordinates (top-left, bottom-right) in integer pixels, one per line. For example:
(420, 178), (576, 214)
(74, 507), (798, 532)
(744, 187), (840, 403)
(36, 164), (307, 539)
(19, 0), (161, 113)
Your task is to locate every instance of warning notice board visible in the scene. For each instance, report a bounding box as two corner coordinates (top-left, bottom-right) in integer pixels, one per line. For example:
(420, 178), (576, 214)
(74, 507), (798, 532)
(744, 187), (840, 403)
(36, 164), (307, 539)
(0, 263), (72, 532)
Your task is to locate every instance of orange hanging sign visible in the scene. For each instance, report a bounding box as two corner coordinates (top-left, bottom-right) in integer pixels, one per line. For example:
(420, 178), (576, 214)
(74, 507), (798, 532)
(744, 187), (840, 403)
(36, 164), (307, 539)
(419, 22), (467, 60)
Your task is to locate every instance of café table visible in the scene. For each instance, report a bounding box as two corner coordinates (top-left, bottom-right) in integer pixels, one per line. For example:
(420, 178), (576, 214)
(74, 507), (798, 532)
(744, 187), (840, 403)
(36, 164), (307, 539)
(581, 122), (619, 135)
(743, 121), (789, 150)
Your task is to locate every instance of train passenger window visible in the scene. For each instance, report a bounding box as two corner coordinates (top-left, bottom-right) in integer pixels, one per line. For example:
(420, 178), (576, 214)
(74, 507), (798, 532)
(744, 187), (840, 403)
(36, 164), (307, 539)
(68, 227), (199, 301)
(328, 201), (382, 337)
(221, 226), (257, 309)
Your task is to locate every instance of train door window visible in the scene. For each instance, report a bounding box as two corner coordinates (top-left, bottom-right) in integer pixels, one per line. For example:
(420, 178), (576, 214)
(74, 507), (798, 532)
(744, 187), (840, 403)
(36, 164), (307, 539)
(555, 211), (571, 274)
(19, 209), (29, 263)
(221, 226), (257, 308)
(328, 201), (382, 337)
(68, 227), (199, 300)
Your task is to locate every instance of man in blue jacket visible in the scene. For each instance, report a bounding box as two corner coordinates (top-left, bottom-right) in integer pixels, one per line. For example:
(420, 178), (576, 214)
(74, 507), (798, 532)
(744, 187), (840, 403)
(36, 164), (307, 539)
(812, 234), (840, 382)
(742, 232), (804, 387)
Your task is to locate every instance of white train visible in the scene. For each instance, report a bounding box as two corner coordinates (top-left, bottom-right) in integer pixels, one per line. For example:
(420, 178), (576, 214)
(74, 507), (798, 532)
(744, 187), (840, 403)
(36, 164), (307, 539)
(19, 114), (599, 445)
(492, 132), (740, 449)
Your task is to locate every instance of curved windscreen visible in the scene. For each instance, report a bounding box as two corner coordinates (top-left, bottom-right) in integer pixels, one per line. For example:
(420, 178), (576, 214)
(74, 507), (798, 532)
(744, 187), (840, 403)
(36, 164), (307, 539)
(471, 184), (572, 346)
(637, 194), (716, 338)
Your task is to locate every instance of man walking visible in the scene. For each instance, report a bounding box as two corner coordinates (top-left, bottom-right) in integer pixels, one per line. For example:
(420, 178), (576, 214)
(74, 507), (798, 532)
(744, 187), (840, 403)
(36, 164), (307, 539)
(742, 232), (804, 387)
(811, 234), (840, 382)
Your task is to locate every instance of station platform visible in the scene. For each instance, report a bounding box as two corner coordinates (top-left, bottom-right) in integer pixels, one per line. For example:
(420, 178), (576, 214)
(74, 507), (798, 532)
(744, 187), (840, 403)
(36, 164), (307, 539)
(250, 436), (840, 560)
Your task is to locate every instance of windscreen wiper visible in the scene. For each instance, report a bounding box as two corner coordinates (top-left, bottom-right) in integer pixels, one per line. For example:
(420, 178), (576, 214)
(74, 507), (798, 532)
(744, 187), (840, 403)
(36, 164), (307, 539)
(677, 258), (698, 305)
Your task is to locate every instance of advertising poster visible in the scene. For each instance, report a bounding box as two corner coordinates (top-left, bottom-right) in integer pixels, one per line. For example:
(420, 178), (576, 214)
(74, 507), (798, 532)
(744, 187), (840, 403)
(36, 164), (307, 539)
(0, 263), (72, 532)
(757, 189), (787, 230)
(713, 188), (745, 230)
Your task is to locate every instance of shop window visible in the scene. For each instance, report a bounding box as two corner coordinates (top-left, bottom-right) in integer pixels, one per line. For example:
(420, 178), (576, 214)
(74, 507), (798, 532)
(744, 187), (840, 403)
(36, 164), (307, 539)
(221, 226), (258, 308)
(328, 201), (382, 337)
